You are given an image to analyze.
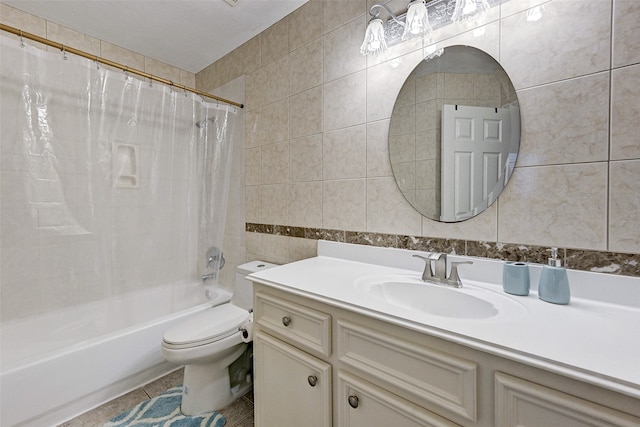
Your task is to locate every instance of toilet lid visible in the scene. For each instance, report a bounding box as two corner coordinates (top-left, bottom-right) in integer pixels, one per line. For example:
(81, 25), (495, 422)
(163, 304), (250, 348)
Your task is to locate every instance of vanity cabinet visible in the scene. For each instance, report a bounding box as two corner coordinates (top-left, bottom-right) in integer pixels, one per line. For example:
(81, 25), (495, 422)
(253, 284), (640, 427)
(494, 372), (640, 427)
(253, 291), (332, 426)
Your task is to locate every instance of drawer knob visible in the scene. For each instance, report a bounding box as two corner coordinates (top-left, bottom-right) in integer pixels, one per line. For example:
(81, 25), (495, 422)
(282, 316), (291, 327)
(307, 375), (318, 387)
(348, 395), (359, 408)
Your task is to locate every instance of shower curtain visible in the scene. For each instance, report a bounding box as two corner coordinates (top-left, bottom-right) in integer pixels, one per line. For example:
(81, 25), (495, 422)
(0, 34), (236, 361)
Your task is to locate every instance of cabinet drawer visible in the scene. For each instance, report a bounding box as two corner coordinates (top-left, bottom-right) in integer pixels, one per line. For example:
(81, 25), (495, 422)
(338, 319), (477, 422)
(495, 372), (640, 427)
(255, 291), (331, 357)
(338, 371), (460, 427)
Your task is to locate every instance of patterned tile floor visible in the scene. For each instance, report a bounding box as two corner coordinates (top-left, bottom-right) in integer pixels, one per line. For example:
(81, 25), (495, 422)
(59, 368), (254, 426)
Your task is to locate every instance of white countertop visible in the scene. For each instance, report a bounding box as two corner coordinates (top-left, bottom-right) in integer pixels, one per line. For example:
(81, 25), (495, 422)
(249, 241), (640, 399)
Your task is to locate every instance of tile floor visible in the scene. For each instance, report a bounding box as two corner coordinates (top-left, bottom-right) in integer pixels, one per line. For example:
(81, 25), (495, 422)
(59, 368), (254, 426)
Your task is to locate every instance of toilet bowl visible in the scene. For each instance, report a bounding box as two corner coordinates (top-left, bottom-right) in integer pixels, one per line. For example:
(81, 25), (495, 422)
(161, 260), (276, 415)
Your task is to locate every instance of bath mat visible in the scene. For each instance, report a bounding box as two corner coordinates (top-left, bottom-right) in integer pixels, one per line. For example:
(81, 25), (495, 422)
(104, 386), (226, 427)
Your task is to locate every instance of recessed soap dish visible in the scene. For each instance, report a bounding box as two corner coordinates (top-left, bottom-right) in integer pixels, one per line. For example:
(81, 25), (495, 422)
(112, 143), (140, 188)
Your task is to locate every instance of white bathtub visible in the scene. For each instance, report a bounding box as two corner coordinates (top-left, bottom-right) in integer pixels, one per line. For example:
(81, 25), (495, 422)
(0, 283), (231, 427)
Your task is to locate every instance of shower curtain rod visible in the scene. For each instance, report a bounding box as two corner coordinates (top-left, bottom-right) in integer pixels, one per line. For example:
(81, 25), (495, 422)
(0, 23), (244, 109)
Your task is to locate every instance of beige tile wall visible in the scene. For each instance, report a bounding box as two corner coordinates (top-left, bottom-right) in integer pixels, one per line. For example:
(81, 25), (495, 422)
(4, 1), (637, 275)
(0, 4), (195, 87)
(196, 0), (640, 268)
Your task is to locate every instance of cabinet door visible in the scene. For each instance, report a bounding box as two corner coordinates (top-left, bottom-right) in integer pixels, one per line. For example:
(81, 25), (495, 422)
(338, 319), (477, 422)
(254, 331), (332, 427)
(495, 372), (640, 427)
(337, 371), (460, 427)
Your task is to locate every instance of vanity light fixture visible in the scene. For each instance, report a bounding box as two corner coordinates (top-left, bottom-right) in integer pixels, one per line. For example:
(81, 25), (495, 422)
(402, 0), (431, 41)
(361, 1), (430, 56)
(360, 17), (387, 55)
(361, 3), (404, 55)
(361, 0), (497, 56)
(451, 0), (491, 23)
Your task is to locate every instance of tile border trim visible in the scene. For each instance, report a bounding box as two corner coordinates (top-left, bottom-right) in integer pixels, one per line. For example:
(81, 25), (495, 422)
(246, 223), (640, 277)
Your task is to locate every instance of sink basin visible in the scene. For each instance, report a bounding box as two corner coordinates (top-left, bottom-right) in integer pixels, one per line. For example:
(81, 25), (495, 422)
(355, 275), (526, 320)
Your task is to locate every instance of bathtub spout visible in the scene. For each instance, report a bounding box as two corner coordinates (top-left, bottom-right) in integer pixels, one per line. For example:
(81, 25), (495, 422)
(201, 272), (216, 282)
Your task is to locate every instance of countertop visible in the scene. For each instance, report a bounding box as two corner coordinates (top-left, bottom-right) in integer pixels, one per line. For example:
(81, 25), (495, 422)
(249, 244), (640, 400)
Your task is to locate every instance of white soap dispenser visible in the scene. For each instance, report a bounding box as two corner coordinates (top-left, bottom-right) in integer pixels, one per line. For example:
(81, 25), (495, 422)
(538, 248), (570, 305)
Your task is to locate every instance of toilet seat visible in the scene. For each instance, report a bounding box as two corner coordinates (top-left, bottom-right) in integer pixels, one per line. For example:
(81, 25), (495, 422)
(162, 303), (250, 350)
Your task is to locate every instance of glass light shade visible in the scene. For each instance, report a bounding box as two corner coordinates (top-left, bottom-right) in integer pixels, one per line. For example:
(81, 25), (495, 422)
(402, 0), (431, 41)
(451, 0), (490, 23)
(360, 18), (387, 55)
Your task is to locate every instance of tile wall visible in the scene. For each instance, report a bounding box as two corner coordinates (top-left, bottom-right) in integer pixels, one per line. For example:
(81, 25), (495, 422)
(196, 0), (640, 277)
(2, 1), (638, 282)
(0, 4), (195, 87)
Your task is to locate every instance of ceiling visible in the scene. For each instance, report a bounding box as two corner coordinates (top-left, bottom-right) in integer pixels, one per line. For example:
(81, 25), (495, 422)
(2, 0), (308, 74)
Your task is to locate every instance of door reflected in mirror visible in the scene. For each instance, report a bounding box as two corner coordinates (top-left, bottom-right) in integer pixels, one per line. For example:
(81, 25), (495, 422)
(389, 45), (520, 222)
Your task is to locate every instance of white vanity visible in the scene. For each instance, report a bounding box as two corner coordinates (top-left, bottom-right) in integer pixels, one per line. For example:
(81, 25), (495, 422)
(249, 241), (640, 426)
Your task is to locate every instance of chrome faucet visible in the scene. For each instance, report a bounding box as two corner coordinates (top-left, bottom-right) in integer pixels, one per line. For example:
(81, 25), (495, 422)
(412, 253), (473, 288)
(201, 272), (216, 281)
(201, 246), (225, 282)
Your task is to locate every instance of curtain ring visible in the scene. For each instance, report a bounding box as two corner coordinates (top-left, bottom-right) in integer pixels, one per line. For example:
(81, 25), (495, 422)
(19, 30), (25, 48)
(62, 46), (68, 60)
(95, 55), (100, 70)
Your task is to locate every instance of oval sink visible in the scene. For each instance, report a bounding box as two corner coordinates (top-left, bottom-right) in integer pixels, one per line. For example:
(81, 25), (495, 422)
(355, 275), (526, 320)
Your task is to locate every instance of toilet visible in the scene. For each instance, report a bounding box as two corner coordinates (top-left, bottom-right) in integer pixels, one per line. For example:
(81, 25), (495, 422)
(161, 260), (276, 415)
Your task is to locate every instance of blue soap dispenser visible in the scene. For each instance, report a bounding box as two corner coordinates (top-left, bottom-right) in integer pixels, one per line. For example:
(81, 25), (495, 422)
(538, 248), (570, 305)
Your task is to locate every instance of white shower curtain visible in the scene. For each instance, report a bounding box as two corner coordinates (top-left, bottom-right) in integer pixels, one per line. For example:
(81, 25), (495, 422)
(0, 34), (236, 360)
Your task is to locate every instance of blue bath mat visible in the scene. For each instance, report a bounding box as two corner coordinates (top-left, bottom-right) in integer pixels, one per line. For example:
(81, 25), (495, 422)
(104, 386), (226, 427)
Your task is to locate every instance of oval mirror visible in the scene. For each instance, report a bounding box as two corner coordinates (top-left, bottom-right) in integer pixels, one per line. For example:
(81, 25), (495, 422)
(389, 45), (520, 222)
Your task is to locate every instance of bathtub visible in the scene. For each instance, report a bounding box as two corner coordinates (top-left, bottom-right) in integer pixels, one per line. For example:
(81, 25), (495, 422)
(0, 283), (231, 427)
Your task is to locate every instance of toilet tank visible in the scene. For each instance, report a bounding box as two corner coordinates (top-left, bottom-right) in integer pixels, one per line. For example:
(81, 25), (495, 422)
(232, 260), (277, 310)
